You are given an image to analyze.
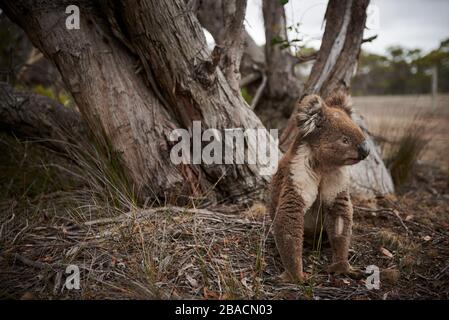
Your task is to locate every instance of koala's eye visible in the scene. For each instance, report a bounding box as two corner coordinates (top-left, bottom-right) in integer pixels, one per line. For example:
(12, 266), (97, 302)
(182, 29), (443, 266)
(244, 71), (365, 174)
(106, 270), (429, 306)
(342, 137), (350, 145)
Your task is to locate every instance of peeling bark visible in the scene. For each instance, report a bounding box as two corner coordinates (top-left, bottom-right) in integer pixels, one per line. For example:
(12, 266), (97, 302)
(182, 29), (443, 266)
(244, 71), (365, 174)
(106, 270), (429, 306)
(103, 0), (277, 200)
(1, 0), (277, 201)
(1, 1), (189, 199)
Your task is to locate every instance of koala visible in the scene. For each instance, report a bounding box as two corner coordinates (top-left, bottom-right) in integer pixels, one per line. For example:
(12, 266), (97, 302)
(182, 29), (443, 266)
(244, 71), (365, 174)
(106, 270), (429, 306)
(270, 91), (370, 282)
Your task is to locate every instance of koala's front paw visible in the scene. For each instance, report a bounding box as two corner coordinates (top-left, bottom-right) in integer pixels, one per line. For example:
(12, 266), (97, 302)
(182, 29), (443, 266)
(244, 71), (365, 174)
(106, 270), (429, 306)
(327, 261), (363, 279)
(280, 271), (308, 284)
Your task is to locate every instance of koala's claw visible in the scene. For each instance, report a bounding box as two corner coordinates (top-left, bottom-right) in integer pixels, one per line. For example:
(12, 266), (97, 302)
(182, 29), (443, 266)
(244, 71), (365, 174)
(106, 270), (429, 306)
(327, 261), (364, 279)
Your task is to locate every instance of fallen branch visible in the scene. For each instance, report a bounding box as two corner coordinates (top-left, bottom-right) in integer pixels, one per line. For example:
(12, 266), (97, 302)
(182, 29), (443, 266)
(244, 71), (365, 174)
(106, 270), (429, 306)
(355, 206), (409, 232)
(0, 82), (87, 151)
(250, 73), (267, 110)
(13, 253), (59, 269)
(84, 206), (262, 227)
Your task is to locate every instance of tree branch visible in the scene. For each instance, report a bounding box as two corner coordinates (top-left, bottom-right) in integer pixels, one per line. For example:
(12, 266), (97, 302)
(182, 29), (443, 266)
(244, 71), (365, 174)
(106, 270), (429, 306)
(195, 0), (265, 82)
(215, 0), (248, 92)
(281, 0), (370, 149)
(250, 73), (267, 110)
(260, 0), (300, 117)
(293, 51), (319, 63)
(0, 82), (86, 151)
(362, 34), (378, 43)
(240, 72), (262, 87)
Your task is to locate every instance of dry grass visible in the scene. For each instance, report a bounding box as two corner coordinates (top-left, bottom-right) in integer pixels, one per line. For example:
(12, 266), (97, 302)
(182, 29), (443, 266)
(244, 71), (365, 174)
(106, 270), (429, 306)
(1, 95), (449, 299)
(0, 127), (141, 298)
(353, 94), (449, 172)
(2, 188), (448, 299)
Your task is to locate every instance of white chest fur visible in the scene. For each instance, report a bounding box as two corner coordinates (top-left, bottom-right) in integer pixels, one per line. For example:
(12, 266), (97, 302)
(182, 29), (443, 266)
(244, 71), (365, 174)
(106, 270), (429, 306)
(290, 144), (319, 212)
(290, 144), (349, 210)
(319, 167), (349, 205)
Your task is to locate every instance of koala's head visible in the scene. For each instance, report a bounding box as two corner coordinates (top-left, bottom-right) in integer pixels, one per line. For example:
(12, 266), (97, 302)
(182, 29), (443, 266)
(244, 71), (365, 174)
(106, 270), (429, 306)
(295, 92), (370, 167)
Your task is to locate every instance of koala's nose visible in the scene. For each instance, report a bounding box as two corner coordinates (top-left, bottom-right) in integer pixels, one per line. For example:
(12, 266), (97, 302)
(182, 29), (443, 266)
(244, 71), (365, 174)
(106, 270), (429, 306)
(357, 140), (370, 160)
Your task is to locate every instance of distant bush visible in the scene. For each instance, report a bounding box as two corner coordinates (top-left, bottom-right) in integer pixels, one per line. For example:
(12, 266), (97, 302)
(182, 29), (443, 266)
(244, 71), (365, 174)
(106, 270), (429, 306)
(352, 38), (449, 95)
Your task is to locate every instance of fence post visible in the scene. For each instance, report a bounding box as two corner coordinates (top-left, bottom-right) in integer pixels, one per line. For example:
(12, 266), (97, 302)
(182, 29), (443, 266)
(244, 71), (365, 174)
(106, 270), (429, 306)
(431, 65), (438, 110)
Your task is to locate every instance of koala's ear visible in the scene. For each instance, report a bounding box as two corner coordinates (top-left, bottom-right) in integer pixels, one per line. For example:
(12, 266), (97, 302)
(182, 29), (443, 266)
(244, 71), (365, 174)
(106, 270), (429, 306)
(325, 91), (353, 115)
(295, 94), (324, 137)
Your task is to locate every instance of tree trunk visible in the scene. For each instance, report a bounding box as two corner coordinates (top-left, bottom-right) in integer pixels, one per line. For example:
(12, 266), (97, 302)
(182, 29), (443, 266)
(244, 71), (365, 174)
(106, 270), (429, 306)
(261, 0), (300, 116)
(203, 0), (248, 93)
(2, 1), (186, 199)
(279, 0), (394, 195)
(103, 0), (277, 200)
(1, 0), (277, 201)
(281, 0), (369, 147)
(2, 0), (393, 197)
(0, 82), (86, 150)
(195, 0), (265, 75)
(348, 113), (395, 196)
(196, 0), (302, 127)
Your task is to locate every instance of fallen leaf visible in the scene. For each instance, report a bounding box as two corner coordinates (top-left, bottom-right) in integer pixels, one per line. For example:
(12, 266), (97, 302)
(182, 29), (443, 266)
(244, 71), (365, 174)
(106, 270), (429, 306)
(186, 274), (198, 287)
(380, 247), (394, 258)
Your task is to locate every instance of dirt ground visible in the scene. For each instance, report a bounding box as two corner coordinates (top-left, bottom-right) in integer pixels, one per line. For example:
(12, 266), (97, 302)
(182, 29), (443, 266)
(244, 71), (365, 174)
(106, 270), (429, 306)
(0, 95), (448, 300)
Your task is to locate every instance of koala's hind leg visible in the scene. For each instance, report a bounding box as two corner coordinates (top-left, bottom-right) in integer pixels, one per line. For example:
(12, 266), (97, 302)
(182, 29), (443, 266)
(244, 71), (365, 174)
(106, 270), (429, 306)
(272, 186), (307, 283)
(324, 190), (361, 278)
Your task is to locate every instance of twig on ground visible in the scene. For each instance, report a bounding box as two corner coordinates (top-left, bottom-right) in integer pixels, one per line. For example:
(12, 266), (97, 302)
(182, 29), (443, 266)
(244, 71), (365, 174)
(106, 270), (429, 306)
(12, 219), (29, 244)
(13, 253), (59, 269)
(355, 206), (409, 232)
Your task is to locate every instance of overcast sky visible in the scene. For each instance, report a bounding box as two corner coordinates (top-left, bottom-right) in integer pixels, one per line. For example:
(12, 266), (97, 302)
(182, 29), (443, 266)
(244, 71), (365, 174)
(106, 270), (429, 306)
(244, 0), (449, 55)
